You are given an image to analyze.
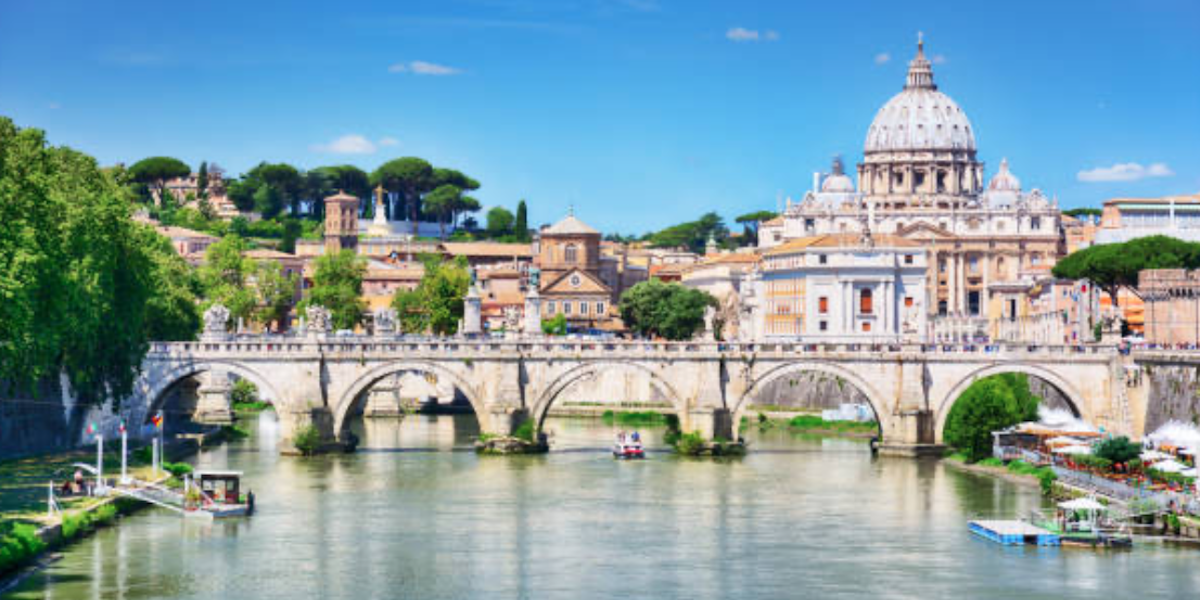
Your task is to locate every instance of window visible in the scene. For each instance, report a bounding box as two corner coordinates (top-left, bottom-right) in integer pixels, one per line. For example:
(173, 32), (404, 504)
(547, 301), (557, 314)
(563, 301), (572, 315)
(904, 296), (914, 307)
(818, 297), (829, 314)
(580, 302), (589, 315)
(819, 254), (828, 265)
(938, 299), (947, 316)
(596, 302), (605, 315)
(565, 244), (578, 263)
(859, 289), (873, 314)
(939, 258), (947, 274)
(819, 320), (828, 331)
(804, 218), (815, 232)
(904, 254), (914, 265)
(862, 322), (871, 332)
(1031, 216), (1042, 230)
(1031, 253), (1042, 266)
(969, 256), (979, 274)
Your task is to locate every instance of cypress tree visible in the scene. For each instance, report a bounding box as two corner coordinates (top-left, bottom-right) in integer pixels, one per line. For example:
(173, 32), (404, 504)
(515, 199), (529, 242)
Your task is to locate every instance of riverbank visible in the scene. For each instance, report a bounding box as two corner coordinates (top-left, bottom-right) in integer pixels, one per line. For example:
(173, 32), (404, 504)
(0, 427), (229, 587)
(753, 413), (879, 439)
(941, 454), (1044, 489)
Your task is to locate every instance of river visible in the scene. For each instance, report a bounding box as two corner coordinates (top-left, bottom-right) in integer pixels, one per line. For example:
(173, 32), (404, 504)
(5, 413), (1199, 599)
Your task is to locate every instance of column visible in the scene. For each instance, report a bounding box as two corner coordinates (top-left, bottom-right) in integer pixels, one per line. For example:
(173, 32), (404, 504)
(193, 370), (233, 425)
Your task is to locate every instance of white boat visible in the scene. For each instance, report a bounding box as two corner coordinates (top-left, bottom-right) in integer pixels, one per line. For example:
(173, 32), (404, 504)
(612, 441), (645, 459)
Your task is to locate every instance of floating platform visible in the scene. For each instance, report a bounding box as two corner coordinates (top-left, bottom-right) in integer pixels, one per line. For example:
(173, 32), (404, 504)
(969, 520), (1060, 546)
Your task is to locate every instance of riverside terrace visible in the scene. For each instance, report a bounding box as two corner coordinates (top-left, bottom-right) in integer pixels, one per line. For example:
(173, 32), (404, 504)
(105, 337), (1142, 456)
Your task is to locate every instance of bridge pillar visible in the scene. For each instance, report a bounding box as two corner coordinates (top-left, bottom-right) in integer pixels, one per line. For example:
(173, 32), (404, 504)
(877, 357), (943, 457)
(193, 370), (234, 425)
(363, 374), (404, 418)
(686, 408), (734, 441)
(278, 406), (344, 455)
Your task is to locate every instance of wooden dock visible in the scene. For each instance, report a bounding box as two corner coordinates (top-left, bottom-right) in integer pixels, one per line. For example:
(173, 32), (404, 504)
(969, 520), (1060, 546)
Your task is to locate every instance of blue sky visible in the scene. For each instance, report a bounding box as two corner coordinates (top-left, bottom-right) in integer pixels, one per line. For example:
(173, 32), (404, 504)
(2, 0), (1198, 234)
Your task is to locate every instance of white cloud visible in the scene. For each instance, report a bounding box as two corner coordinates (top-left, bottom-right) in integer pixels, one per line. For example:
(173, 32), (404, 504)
(310, 134), (400, 155)
(1077, 162), (1175, 183)
(726, 27), (778, 42)
(389, 60), (462, 76)
(932, 54), (947, 64)
(874, 52), (891, 65)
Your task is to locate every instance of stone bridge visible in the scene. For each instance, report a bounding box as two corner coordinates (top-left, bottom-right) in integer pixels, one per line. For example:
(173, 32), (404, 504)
(120, 338), (1134, 455)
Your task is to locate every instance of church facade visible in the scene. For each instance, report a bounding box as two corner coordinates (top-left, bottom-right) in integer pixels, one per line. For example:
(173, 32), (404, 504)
(758, 38), (1063, 341)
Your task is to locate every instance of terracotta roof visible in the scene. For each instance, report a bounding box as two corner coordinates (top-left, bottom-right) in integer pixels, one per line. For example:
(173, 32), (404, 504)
(761, 216), (785, 227)
(542, 214), (599, 236)
(710, 252), (762, 264)
(243, 249), (298, 260)
(156, 225), (218, 240)
(1103, 193), (1200, 206)
(765, 233), (920, 256)
(441, 242), (533, 258)
(482, 290), (526, 306)
(325, 190), (358, 202)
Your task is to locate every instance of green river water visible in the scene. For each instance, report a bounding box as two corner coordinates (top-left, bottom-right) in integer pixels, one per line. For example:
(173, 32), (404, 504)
(5, 413), (1198, 599)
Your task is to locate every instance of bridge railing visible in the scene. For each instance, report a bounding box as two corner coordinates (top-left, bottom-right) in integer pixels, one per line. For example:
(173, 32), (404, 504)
(148, 337), (1120, 358)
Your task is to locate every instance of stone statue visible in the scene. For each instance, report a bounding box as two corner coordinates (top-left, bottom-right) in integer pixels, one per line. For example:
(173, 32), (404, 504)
(468, 266), (478, 288)
(306, 305), (332, 334)
(503, 305), (521, 331)
(203, 304), (230, 335)
(528, 266), (541, 290)
(373, 307), (397, 336)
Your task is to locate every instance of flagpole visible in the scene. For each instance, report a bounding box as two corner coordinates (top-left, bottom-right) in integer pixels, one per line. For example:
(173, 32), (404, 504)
(120, 422), (128, 484)
(96, 432), (103, 494)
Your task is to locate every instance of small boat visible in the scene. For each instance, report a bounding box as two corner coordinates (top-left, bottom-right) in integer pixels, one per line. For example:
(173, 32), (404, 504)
(186, 470), (255, 518)
(612, 441), (645, 459)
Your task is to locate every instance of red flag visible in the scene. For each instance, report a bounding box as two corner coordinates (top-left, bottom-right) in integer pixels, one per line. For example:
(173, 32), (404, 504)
(151, 412), (163, 428)
(86, 422), (95, 435)
(119, 419), (126, 434)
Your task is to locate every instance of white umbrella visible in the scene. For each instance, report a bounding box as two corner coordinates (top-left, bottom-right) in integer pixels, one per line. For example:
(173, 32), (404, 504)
(1152, 459), (1188, 474)
(1047, 436), (1082, 446)
(1182, 468), (1197, 478)
(1054, 444), (1092, 455)
(1140, 450), (1171, 462)
(1058, 497), (1106, 511)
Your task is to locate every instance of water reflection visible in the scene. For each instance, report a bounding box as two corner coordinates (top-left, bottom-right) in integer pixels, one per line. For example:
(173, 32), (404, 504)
(7, 413), (1200, 600)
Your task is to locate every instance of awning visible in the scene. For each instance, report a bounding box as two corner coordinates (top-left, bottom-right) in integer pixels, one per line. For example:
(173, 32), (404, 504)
(1058, 497), (1106, 511)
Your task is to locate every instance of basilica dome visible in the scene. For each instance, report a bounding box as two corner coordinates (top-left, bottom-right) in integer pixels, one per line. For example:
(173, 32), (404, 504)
(863, 40), (976, 154)
(987, 158), (1021, 192)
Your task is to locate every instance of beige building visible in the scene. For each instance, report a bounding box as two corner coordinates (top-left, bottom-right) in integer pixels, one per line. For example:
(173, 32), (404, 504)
(535, 213), (617, 331)
(1098, 194), (1200, 244)
(758, 38), (1063, 342)
(1140, 269), (1200, 345)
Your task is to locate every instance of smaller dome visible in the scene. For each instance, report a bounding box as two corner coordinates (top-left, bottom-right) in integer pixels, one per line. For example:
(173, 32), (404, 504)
(987, 158), (1021, 192)
(820, 155), (856, 193)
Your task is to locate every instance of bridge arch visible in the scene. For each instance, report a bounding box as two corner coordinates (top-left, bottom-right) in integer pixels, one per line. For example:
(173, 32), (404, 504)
(934, 363), (1088, 440)
(334, 361), (486, 438)
(132, 359), (283, 427)
(531, 361), (688, 428)
(734, 361), (890, 437)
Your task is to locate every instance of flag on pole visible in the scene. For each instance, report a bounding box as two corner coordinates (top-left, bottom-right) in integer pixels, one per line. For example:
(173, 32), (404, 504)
(151, 411), (163, 429)
(119, 419), (126, 434)
(86, 422), (95, 435)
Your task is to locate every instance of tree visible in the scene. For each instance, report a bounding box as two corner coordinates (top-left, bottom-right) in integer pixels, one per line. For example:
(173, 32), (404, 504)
(303, 249), (366, 330)
(197, 234), (258, 326)
(197, 161), (209, 199)
(943, 374), (1041, 462)
(128, 156), (190, 206)
(1063, 208), (1102, 219)
(390, 255), (470, 335)
(542, 313), (567, 336)
(423, 184), (462, 240)
(736, 210), (778, 246)
(1094, 436), (1141, 465)
(280, 218), (302, 254)
(514, 200), (530, 242)
(309, 165), (369, 219)
(0, 118), (185, 402)
(140, 227), (201, 341)
(647, 212), (728, 253)
(486, 206), (515, 238)
(1053, 235), (1200, 306)
(254, 260), (300, 332)
(371, 158), (433, 235)
(252, 184), (284, 219)
(618, 279), (716, 340)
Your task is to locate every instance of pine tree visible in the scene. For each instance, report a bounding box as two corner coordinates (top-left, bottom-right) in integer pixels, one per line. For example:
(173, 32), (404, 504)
(515, 199), (529, 242)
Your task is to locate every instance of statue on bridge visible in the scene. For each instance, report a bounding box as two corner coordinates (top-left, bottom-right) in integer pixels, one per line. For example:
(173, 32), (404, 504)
(306, 305), (332, 336)
(373, 307), (397, 337)
(202, 304), (231, 339)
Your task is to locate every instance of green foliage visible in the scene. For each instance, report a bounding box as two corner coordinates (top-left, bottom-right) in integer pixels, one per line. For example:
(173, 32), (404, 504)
(1038, 469), (1058, 496)
(390, 255), (469, 335)
(197, 234), (258, 325)
(977, 457), (1005, 467)
(302, 249), (366, 331)
(1094, 436), (1141, 464)
(221, 423), (250, 439)
(735, 210), (778, 245)
(646, 211), (728, 254)
(943, 373), (1040, 463)
(371, 157), (433, 225)
(513, 419), (537, 442)
(0, 117), (190, 402)
(785, 414), (879, 434)
(127, 156), (190, 201)
(486, 206), (515, 238)
(292, 425), (322, 456)
(601, 410), (668, 426)
(162, 462), (192, 477)
(254, 260), (300, 331)
(1062, 208), (1102, 219)
(514, 200), (530, 242)
(1053, 235), (1200, 304)
(61, 503), (119, 541)
(140, 227), (201, 341)
(421, 179), (481, 239)
(541, 313), (568, 336)
(229, 379), (268, 412)
(0, 521), (46, 574)
(619, 279), (717, 340)
(673, 431), (707, 455)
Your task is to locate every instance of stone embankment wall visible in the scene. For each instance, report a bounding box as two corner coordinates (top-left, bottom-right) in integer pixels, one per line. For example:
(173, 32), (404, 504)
(1142, 364), (1200, 432)
(0, 375), (128, 460)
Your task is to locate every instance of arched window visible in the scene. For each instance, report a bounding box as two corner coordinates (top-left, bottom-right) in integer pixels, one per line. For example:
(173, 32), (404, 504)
(565, 244), (578, 263)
